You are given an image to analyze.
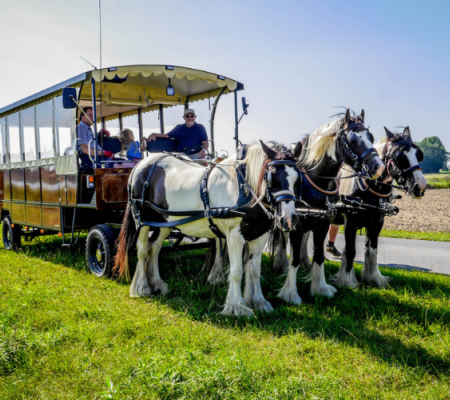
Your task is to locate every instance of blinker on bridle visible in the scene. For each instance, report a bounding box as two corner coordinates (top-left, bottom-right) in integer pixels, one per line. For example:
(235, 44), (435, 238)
(385, 140), (423, 185)
(264, 160), (300, 207)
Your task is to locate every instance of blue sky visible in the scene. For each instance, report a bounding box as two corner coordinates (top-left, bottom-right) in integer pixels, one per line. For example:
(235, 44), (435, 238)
(1, 0), (449, 152)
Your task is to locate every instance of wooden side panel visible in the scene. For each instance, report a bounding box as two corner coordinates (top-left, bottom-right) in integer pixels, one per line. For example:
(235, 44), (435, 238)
(0, 170), (4, 201)
(11, 203), (26, 223)
(66, 175), (77, 205)
(95, 168), (132, 211)
(26, 204), (41, 226)
(59, 176), (67, 205)
(11, 169), (25, 201)
(41, 165), (59, 203)
(3, 170), (11, 200)
(25, 167), (41, 202)
(42, 206), (60, 229)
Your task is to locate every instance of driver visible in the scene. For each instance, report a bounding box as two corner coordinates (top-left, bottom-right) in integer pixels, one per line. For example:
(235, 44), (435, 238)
(141, 109), (208, 160)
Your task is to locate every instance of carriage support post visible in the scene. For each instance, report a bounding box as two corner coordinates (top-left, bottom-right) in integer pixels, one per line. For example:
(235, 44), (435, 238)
(91, 77), (99, 168)
(210, 87), (226, 155)
(234, 90), (239, 150)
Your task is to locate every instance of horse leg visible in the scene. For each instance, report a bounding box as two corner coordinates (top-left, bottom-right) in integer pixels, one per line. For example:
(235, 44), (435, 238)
(334, 218), (359, 287)
(361, 220), (389, 287)
(130, 226), (152, 297)
(273, 230), (289, 273)
(307, 222), (337, 297)
(243, 233), (274, 312)
(221, 229), (251, 317)
(277, 229), (303, 304)
(300, 230), (312, 269)
(146, 227), (171, 295)
(207, 238), (227, 285)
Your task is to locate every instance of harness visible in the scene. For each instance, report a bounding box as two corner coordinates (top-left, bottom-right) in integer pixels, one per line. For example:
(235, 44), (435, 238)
(382, 140), (423, 185)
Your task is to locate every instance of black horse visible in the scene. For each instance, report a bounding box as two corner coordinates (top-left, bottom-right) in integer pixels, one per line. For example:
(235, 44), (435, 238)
(334, 126), (427, 288)
(275, 109), (385, 304)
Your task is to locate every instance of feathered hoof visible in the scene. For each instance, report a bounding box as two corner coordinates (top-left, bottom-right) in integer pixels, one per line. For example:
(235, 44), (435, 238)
(362, 273), (391, 288)
(277, 289), (302, 305)
(207, 271), (226, 285)
(333, 272), (359, 288)
(150, 279), (169, 295)
(250, 298), (274, 313)
(310, 283), (337, 298)
(273, 261), (289, 274)
(221, 300), (254, 317)
(132, 282), (152, 297)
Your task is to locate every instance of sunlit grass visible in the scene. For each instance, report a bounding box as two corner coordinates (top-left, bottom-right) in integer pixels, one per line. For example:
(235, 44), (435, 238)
(1, 230), (450, 399)
(339, 227), (450, 242)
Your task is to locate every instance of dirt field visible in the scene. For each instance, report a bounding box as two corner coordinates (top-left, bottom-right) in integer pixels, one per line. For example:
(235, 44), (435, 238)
(382, 189), (450, 233)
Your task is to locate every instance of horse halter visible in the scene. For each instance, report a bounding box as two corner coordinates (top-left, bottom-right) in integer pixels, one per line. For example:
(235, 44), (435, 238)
(264, 160), (301, 209)
(383, 140), (423, 187)
(336, 123), (378, 172)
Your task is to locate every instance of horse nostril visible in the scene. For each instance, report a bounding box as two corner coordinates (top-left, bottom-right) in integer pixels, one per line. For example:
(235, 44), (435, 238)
(373, 164), (379, 172)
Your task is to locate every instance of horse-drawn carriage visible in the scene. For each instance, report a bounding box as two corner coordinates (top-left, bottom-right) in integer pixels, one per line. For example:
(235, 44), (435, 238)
(0, 64), (247, 276)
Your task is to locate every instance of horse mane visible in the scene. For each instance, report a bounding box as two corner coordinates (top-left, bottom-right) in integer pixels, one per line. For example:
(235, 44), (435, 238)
(238, 142), (292, 204)
(299, 117), (343, 169)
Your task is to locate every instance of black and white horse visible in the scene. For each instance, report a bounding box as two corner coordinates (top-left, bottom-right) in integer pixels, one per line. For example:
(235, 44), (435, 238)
(334, 126), (427, 287)
(114, 142), (301, 316)
(274, 109), (385, 304)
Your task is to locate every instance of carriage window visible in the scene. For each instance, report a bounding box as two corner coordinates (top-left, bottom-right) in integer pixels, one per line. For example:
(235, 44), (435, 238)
(8, 113), (21, 163)
(55, 96), (75, 156)
(141, 109), (160, 158)
(105, 118), (120, 137)
(0, 118), (5, 164)
(122, 114), (140, 142)
(37, 100), (55, 159)
(163, 105), (185, 133)
(22, 107), (37, 161)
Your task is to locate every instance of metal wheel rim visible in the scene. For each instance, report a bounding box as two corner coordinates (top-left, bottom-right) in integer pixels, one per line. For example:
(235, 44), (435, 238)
(3, 223), (11, 248)
(89, 237), (106, 275)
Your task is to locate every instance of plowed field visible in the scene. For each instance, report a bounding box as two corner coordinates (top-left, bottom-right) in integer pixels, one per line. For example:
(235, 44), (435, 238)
(383, 189), (450, 233)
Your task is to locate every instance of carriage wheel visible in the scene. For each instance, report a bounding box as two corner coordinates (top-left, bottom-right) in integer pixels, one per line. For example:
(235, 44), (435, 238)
(86, 225), (116, 278)
(2, 216), (21, 251)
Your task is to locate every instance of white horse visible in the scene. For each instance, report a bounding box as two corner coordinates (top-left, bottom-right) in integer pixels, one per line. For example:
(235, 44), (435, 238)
(114, 141), (301, 316)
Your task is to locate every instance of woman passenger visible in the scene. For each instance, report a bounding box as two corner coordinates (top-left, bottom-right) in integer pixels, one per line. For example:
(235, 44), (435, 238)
(114, 129), (142, 168)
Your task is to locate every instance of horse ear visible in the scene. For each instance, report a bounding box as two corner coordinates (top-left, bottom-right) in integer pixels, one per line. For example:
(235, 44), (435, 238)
(384, 126), (395, 140)
(293, 141), (303, 159)
(345, 108), (351, 124)
(404, 126), (411, 137)
(260, 140), (277, 159)
(360, 109), (365, 123)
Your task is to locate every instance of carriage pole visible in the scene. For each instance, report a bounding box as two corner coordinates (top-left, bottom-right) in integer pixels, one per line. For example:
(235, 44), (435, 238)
(91, 77), (99, 167)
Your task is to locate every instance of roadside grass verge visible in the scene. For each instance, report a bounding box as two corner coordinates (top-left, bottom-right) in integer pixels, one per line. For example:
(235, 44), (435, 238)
(339, 227), (450, 242)
(424, 173), (450, 189)
(1, 234), (450, 399)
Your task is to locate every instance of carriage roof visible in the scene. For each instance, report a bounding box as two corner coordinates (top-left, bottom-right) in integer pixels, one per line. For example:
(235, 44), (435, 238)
(0, 65), (244, 119)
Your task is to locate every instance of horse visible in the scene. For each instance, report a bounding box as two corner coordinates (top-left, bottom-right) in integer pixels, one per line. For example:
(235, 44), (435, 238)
(333, 126), (427, 288)
(114, 141), (302, 317)
(273, 109), (385, 304)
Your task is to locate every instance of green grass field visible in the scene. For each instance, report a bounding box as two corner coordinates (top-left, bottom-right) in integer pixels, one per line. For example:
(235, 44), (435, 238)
(1, 234), (450, 399)
(339, 227), (450, 242)
(424, 173), (450, 189)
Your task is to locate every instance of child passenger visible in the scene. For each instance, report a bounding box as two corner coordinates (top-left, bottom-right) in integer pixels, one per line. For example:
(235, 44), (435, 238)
(114, 129), (142, 168)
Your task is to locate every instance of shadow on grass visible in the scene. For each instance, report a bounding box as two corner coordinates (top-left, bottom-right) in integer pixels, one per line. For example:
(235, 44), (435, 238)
(4, 235), (450, 378)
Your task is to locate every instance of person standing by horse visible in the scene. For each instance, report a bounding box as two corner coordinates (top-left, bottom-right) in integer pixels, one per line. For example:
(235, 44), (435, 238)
(140, 109), (209, 160)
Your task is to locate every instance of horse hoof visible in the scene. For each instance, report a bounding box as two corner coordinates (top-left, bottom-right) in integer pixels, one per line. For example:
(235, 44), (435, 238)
(311, 283), (337, 298)
(221, 302), (253, 317)
(277, 290), (302, 305)
(207, 273), (226, 285)
(151, 280), (169, 295)
(252, 299), (274, 313)
(134, 284), (152, 297)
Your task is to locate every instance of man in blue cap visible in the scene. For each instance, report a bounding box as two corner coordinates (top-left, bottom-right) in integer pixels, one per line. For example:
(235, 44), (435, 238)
(141, 108), (208, 159)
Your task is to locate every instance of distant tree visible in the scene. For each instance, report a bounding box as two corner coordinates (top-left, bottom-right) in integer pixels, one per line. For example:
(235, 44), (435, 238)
(414, 136), (448, 173)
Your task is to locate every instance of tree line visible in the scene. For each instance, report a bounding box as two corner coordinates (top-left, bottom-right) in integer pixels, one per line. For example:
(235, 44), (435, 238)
(414, 136), (449, 173)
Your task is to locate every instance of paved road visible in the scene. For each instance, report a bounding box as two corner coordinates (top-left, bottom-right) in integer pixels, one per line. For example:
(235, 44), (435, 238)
(306, 233), (450, 275)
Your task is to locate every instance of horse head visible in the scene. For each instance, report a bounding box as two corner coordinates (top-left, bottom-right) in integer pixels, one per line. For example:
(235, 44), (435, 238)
(382, 127), (427, 198)
(336, 108), (385, 179)
(255, 141), (302, 231)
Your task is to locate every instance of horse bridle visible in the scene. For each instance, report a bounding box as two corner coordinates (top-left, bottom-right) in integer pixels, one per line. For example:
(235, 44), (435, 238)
(263, 160), (302, 213)
(336, 123), (379, 171)
(383, 140), (423, 189)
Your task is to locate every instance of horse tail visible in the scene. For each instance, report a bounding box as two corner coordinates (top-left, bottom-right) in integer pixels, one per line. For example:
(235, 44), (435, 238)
(114, 202), (137, 281)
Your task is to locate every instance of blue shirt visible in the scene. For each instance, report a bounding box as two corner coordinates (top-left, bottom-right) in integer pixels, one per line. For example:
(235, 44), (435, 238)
(127, 141), (142, 160)
(167, 122), (208, 154)
(77, 121), (101, 150)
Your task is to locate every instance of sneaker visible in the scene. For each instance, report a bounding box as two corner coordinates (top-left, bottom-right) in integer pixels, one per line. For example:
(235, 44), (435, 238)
(326, 244), (342, 258)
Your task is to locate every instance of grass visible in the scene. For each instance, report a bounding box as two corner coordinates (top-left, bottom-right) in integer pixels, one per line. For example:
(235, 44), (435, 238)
(339, 227), (450, 242)
(424, 173), (450, 189)
(1, 232), (450, 399)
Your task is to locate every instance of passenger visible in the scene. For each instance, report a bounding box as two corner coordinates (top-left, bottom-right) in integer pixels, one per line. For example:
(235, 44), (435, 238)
(77, 107), (114, 168)
(140, 109), (208, 160)
(114, 129), (142, 168)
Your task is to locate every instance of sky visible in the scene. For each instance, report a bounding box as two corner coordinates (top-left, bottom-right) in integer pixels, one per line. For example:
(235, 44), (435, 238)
(1, 0), (449, 152)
